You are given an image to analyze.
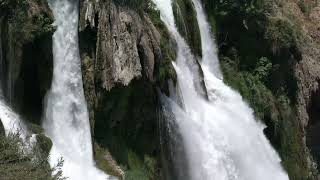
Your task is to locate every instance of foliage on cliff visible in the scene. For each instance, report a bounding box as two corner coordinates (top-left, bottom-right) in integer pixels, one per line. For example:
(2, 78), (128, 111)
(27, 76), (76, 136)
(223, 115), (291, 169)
(0, 0), (55, 45)
(0, 133), (64, 180)
(202, 0), (320, 179)
(172, 0), (202, 57)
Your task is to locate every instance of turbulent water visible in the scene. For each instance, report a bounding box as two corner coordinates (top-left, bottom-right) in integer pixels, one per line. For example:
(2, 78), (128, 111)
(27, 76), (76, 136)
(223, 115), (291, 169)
(153, 0), (289, 180)
(42, 0), (109, 179)
(0, 97), (28, 138)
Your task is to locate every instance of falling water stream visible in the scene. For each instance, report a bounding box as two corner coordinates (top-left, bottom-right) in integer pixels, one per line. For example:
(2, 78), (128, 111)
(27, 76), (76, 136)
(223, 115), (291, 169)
(0, 0), (293, 179)
(153, 0), (289, 179)
(0, 96), (28, 138)
(42, 0), (110, 179)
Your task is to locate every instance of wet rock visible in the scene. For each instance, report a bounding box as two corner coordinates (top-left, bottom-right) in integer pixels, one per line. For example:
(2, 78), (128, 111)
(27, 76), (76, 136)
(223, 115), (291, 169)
(0, 119), (4, 136)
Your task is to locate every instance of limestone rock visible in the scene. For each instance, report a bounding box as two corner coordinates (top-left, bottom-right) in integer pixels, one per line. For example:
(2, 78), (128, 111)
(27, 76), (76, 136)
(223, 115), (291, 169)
(79, 0), (165, 131)
(80, 1), (162, 90)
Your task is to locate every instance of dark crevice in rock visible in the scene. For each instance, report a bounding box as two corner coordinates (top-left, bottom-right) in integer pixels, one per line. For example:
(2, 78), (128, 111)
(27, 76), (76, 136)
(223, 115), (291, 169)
(307, 81), (320, 170)
(18, 35), (53, 124)
(94, 79), (159, 164)
(263, 115), (279, 149)
(79, 25), (98, 58)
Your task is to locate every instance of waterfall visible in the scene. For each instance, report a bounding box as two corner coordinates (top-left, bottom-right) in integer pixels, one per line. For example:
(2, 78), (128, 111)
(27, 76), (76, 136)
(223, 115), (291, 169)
(0, 98), (28, 138)
(191, 0), (222, 79)
(153, 0), (289, 180)
(0, 84), (28, 140)
(0, 87), (35, 150)
(42, 0), (110, 179)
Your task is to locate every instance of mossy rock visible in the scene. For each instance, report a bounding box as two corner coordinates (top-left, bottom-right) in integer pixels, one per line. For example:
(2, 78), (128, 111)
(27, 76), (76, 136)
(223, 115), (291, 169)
(35, 134), (53, 157)
(265, 17), (298, 53)
(124, 151), (157, 180)
(27, 123), (44, 134)
(172, 0), (202, 57)
(0, 133), (56, 179)
(94, 79), (160, 165)
(146, 4), (178, 94)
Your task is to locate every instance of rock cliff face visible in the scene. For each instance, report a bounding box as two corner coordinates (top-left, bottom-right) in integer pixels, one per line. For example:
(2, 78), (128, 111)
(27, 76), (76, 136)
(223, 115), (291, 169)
(293, 2), (320, 177)
(79, 0), (177, 178)
(0, 0), (55, 124)
(80, 1), (160, 90)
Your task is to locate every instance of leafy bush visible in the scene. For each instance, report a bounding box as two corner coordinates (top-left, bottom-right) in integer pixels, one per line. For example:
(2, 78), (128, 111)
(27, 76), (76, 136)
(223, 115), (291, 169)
(208, 0), (311, 178)
(0, 133), (64, 180)
(265, 17), (297, 53)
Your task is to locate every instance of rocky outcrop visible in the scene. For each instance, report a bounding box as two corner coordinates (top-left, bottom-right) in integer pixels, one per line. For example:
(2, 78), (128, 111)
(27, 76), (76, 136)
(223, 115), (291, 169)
(79, 0), (168, 127)
(80, 0), (162, 88)
(0, 0), (55, 124)
(79, 0), (176, 178)
(291, 2), (320, 177)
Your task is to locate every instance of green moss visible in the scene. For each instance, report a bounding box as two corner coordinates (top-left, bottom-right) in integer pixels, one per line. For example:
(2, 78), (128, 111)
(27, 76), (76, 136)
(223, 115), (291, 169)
(28, 123), (45, 134)
(265, 17), (297, 53)
(94, 79), (160, 178)
(35, 134), (53, 157)
(125, 151), (157, 180)
(147, 4), (177, 93)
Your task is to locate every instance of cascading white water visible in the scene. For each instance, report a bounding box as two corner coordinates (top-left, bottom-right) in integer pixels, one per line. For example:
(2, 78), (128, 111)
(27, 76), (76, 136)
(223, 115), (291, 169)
(42, 0), (109, 179)
(153, 0), (290, 180)
(0, 91), (36, 150)
(0, 87), (29, 140)
(0, 97), (28, 138)
(191, 0), (222, 79)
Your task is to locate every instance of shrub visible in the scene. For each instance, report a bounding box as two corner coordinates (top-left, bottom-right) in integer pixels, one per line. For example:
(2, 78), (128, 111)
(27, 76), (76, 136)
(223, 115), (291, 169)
(0, 133), (64, 180)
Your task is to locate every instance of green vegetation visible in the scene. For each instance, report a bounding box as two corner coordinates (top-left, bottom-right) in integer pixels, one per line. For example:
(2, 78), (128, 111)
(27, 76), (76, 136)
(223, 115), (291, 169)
(0, 0), (55, 45)
(94, 79), (160, 179)
(203, 0), (315, 179)
(124, 151), (157, 180)
(172, 0), (202, 57)
(0, 133), (64, 180)
(146, 4), (177, 93)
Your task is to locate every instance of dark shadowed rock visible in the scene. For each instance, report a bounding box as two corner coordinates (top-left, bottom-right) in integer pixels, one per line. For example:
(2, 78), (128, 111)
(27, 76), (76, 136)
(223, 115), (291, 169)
(0, 119), (4, 136)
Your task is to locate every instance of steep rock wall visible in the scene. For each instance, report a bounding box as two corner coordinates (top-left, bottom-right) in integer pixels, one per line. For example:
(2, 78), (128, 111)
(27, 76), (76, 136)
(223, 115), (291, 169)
(79, 0), (177, 178)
